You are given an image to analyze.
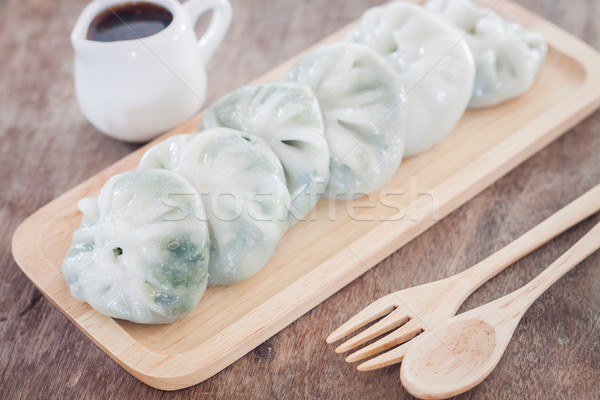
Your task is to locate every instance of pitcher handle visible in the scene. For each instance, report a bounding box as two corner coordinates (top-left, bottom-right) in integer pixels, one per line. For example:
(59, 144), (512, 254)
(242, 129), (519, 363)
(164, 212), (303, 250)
(183, 0), (232, 63)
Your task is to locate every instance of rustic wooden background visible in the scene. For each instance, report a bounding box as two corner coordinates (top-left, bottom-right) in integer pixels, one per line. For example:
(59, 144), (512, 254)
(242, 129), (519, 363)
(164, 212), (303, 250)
(2, 0), (599, 398)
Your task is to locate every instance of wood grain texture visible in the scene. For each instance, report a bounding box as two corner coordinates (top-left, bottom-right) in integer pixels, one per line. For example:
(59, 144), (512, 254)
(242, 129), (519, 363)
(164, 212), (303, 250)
(1, 0), (599, 399)
(12, 0), (600, 390)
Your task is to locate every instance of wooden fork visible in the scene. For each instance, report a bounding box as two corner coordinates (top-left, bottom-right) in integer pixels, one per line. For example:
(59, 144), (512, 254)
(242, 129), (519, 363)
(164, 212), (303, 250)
(326, 184), (600, 371)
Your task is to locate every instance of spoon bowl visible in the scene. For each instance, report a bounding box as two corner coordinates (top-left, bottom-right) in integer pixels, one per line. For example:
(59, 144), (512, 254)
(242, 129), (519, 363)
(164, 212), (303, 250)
(401, 317), (504, 399)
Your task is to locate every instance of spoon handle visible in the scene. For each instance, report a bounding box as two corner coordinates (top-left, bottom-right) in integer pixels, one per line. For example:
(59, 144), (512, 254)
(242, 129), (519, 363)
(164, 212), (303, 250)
(506, 219), (600, 313)
(456, 184), (600, 295)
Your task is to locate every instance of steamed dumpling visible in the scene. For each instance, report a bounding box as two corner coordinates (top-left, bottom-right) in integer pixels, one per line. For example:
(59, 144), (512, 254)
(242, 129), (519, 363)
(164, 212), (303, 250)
(138, 128), (291, 286)
(200, 82), (329, 222)
(346, 1), (475, 156)
(62, 169), (210, 324)
(426, 0), (547, 108)
(285, 43), (407, 198)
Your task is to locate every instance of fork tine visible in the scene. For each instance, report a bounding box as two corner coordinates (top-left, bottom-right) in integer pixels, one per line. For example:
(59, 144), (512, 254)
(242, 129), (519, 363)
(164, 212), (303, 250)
(356, 340), (412, 371)
(334, 307), (410, 353)
(344, 319), (422, 363)
(326, 296), (396, 344)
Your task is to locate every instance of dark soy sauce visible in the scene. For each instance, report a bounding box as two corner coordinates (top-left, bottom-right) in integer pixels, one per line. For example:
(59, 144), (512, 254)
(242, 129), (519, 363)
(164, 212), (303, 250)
(87, 2), (173, 42)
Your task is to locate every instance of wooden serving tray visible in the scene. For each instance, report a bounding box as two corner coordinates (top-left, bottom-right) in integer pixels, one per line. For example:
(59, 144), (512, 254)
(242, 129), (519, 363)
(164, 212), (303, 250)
(12, 0), (600, 391)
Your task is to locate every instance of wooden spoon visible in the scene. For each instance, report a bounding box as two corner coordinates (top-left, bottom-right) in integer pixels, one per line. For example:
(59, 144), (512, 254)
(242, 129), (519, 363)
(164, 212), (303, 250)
(400, 220), (600, 399)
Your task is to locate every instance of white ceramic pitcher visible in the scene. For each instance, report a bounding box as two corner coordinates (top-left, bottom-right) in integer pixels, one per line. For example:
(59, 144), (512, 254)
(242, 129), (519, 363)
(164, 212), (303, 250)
(71, 0), (232, 142)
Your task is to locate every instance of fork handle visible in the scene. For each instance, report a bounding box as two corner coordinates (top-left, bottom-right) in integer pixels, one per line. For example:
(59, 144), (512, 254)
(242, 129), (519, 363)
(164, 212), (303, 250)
(506, 219), (600, 313)
(455, 184), (600, 297)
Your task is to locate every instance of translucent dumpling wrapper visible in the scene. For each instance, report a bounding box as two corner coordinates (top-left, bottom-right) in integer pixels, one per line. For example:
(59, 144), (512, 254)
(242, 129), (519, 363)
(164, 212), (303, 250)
(138, 128), (291, 286)
(426, 0), (547, 108)
(346, 1), (475, 156)
(62, 169), (210, 324)
(200, 82), (330, 222)
(285, 42), (407, 198)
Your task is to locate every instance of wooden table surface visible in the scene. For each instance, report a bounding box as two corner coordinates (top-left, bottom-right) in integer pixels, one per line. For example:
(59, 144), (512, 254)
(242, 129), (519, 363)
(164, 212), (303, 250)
(2, 0), (599, 398)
